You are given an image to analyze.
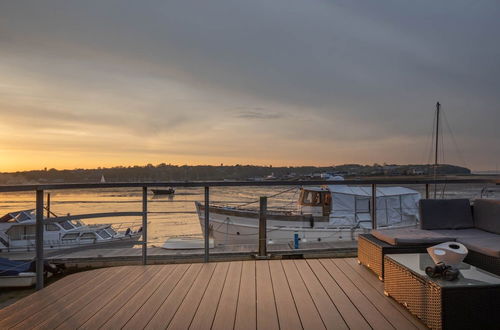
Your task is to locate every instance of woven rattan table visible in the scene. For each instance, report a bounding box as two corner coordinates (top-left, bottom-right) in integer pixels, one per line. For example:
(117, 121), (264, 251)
(357, 234), (430, 280)
(384, 253), (500, 330)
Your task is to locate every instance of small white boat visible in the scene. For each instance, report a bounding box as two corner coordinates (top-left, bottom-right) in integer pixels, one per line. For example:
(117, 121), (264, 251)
(162, 236), (214, 249)
(0, 210), (142, 253)
(195, 181), (421, 246)
(0, 272), (36, 288)
(0, 257), (63, 287)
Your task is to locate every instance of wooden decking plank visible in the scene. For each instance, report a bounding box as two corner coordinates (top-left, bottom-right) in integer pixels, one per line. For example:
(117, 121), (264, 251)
(54, 266), (149, 330)
(189, 262), (230, 330)
(0, 267), (116, 329)
(0, 267), (107, 321)
(293, 259), (348, 330)
(144, 263), (203, 330)
(78, 265), (164, 330)
(212, 261), (243, 330)
(335, 259), (424, 329)
(235, 261), (257, 330)
(281, 260), (326, 330)
(319, 259), (394, 330)
(343, 258), (427, 330)
(344, 258), (384, 291)
(11, 266), (130, 329)
(123, 264), (191, 330)
(254, 261), (277, 330)
(268, 260), (302, 330)
(167, 262), (218, 329)
(306, 259), (371, 330)
(101, 264), (177, 329)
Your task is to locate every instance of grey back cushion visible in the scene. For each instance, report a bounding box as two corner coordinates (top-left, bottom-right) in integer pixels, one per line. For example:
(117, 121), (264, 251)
(473, 199), (500, 234)
(419, 199), (473, 230)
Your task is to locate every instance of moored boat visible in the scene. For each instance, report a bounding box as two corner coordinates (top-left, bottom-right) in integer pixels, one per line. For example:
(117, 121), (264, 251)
(152, 188), (175, 195)
(195, 182), (421, 246)
(0, 210), (142, 253)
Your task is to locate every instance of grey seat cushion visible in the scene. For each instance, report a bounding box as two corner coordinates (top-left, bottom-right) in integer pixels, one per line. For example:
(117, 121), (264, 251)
(431, 228), (496, 240)
(473, 199), (500, 234)
(458, 236), (500, 258)
(419, 199), (474, 230)
(371, 228), (453, 246)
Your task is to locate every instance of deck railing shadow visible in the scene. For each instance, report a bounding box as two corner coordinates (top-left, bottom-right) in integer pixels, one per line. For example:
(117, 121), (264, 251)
(0, 178), (498, 290)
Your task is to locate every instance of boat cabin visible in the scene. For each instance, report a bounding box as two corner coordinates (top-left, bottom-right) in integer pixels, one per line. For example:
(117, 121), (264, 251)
(298, 187), (332, 216)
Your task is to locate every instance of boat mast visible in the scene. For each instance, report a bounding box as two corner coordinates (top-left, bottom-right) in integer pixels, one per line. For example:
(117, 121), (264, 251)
(433, 102), (440, 198)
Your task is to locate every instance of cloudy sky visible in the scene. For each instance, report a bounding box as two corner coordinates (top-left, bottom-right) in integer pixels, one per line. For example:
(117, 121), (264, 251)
(0, 0), (499, 171)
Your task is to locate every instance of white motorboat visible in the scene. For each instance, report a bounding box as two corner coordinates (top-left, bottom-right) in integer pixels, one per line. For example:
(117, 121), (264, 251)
(0, 210), (142, 252)
(195, 182), (421, 246)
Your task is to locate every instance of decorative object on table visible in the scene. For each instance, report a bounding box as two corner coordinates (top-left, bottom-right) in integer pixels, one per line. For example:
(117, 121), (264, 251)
(425, 241), (468, 280)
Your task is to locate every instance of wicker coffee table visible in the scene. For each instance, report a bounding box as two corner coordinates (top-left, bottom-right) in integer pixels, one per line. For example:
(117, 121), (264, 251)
(384, 253), (500, 330)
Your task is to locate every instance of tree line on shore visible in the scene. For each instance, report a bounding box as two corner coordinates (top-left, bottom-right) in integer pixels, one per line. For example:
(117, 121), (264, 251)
(0, 163), (471, 184)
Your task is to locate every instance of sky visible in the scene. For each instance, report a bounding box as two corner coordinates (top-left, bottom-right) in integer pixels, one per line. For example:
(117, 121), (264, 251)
(0, 0), (499, 172)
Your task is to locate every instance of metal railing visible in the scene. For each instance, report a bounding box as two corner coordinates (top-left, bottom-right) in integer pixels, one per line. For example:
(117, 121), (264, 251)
(0, 177), (498, 290)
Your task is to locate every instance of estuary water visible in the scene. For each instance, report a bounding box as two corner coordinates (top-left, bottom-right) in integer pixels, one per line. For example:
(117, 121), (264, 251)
(0, 183), (495, 246)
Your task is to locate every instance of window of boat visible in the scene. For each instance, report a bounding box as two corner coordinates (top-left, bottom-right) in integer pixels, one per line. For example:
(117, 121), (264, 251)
(62, 233), (79, 240)
(355, 197), (370, 213)
(80, 232), (96, 239)
(106, 227), (117, 236)
(45, 223), (60, 231)
(15, 212), (32, 222)
(71, 220), (83, 228)
(60, 221), (75, 230)
(97, 229), (111, 239)
(6, 226), (25, 240)
(303, 191), (312, 204)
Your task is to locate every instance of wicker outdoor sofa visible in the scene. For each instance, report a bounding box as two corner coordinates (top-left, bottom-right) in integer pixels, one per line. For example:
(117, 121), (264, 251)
(358, 198), (500, 279)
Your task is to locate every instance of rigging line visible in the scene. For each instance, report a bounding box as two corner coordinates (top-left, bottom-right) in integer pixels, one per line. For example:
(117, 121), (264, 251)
(425, 108), (437, 165)
(442, 109), (469, 169)
(233, 187), (299, 208)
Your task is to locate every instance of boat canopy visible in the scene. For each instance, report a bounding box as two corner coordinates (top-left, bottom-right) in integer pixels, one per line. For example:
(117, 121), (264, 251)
(0, 258), (34, 276)
(302, 185), (421, 227)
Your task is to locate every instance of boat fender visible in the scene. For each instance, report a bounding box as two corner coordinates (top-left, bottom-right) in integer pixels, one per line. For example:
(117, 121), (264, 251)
(309, 215), (314, 228)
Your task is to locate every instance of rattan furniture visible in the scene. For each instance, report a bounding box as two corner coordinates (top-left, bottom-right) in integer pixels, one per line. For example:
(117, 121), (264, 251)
(357, 234), (430, 280)
(384, 253), (500, 330)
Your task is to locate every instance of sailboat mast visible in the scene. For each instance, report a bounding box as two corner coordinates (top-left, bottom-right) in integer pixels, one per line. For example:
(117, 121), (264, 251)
(433, 102), (441, 198)
(434, 102), (440, 167)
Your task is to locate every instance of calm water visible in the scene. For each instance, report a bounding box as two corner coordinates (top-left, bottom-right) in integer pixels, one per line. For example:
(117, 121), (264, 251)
(0, 183), (494, 246)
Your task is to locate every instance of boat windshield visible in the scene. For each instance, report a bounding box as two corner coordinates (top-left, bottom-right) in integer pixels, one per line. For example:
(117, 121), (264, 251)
(71, 220), (83, 228)
(15, 212), (33, 222)
(97, 229), (111, 239)
(106, 227), (117, 236)
(60, 221), (75, 230)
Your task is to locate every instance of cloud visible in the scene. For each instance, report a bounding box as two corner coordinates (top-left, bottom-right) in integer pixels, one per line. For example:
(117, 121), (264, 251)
(0, 0), (499, 170)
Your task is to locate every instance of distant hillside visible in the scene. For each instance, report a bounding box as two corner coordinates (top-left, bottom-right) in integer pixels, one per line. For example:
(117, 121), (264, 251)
(0, 163), (471, 185)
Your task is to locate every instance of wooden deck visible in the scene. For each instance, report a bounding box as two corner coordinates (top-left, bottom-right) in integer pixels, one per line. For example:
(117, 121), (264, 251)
(0, 258), (426, 329)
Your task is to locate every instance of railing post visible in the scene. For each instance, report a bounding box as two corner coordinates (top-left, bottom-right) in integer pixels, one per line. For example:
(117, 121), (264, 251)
(204, 186), (210, 263)
(425, 183), (430, 199)
(258, 196), (267, 257)
(35, 189), (44, 290)
(142, 186), (148, 265)
(46, 193), (50, 218)
(371, 184), (377, 229)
